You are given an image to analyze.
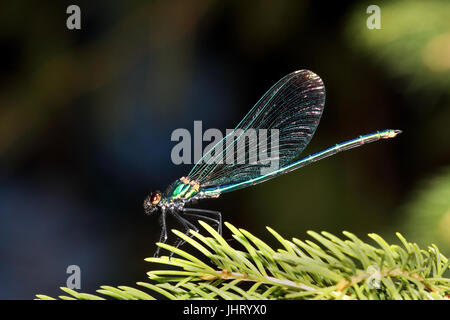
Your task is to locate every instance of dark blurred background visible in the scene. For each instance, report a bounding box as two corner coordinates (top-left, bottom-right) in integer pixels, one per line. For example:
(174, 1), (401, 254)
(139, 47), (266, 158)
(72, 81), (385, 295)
(1, 0), (449, 299)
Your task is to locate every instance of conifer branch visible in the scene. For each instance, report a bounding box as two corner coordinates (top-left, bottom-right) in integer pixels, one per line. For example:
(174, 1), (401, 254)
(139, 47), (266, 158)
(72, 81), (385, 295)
(36, 221), (450, 300)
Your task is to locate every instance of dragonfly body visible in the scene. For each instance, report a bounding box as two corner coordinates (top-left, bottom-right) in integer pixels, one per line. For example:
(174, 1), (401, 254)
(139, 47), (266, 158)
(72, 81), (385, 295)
(143, 70), (401, 256)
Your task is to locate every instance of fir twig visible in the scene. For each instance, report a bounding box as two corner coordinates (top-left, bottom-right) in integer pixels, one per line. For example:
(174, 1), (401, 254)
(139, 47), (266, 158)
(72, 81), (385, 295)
(36, 221), (450, 300)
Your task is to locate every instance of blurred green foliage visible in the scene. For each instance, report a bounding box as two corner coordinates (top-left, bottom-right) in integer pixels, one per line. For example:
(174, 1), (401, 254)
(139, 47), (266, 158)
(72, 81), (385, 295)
(346, 0), (450, 92)
(397, 167), (450, 255)
(346, 2), (450, 251)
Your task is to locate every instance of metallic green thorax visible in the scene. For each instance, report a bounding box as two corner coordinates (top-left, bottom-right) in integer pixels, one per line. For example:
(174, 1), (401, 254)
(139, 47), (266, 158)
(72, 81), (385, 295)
(167, 180), (199, 201)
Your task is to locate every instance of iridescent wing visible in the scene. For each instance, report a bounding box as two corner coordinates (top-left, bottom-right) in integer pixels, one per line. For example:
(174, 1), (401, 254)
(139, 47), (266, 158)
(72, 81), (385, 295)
(187, 70), (325, 191)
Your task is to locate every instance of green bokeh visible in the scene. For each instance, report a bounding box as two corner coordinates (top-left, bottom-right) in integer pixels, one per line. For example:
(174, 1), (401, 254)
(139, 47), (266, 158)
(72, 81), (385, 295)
(346, 0), (450, 92)
(397, 167), (450, 255)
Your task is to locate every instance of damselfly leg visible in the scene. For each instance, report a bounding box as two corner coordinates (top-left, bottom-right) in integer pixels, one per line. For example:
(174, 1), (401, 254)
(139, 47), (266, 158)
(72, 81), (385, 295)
(154, 209), (168, 257)
(182, 208), (222, 235)
(169, 209), (200, 255)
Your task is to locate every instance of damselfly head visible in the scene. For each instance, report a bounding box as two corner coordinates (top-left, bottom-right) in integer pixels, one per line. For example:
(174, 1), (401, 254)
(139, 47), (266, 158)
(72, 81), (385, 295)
(143, 191), (162, 215)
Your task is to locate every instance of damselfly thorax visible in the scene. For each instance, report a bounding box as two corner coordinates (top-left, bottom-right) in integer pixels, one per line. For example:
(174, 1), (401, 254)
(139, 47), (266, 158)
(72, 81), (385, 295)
(145, 177), (212, 210)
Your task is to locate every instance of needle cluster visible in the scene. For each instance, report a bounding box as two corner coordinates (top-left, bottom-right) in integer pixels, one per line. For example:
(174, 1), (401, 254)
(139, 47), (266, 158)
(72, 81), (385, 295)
(36, 221), (450, 300)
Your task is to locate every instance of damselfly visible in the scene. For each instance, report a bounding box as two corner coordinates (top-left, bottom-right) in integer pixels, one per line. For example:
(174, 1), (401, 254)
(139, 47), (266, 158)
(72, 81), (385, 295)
(144, 70), (401, 256)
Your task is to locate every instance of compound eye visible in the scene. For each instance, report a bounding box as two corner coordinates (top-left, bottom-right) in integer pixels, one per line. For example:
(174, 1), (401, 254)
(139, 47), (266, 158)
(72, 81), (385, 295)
(150, 192), (161, 205)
